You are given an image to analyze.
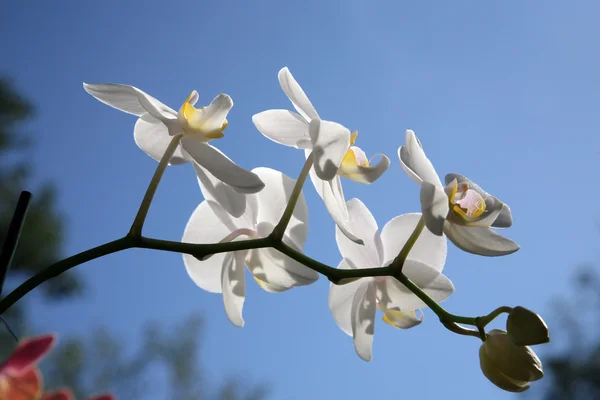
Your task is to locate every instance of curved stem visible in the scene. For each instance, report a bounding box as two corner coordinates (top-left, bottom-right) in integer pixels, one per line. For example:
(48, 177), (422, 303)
(390, 215), (424, 271)
(137, 236), (272, 259)
(0, 237), (134, 314)
(129, 134), (183, 238)
(395, 273), (478, 326)
(442, 321), (481, 339)
(270, 153), (314, 242)
(479, 306), (513, 328)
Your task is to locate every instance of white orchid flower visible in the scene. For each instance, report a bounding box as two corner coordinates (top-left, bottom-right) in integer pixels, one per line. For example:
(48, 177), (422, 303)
(252, 67), (390, 243)
(398, 130), (519, 257)
(182, 167), (318, 327)
(83, 83), (264, 194)
(328, 199), (454, 361)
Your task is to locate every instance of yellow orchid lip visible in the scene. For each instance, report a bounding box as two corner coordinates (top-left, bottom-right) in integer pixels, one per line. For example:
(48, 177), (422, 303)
(447, 181), (486, 220)
(178, 91), (227, 140)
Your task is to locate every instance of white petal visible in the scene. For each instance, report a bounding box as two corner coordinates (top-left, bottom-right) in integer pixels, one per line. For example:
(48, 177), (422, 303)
(340, 153), (391, 184)
(444, 222), (520, 257)
(134, 114), (188, 165)
(397, 130), (442, 186)
(420, 182), (449, 236)
(328, 260), (369, 335)
(181, 139), (265, 194)
(278, 67), (320, 121)
(308, 166), (363, 244)
(492, 203), (513, 228)
(378, 261), (454, 311)
(381, 308), (423, 329)
(335, 198), (383, 269)
(252, 167), (308, 248)
(351, 280), (377, 362)
(309, 119), (351, 181)
(380, 213), (447, 272)
(83, 83), (176, 121)
(193, 94), (233, 134)
(245, 244), (318, 290)
(221, 251), (247, 327)
(192, 161), (247, 218)
(182, 201), (238, 293)
(252, 110), (311, 149)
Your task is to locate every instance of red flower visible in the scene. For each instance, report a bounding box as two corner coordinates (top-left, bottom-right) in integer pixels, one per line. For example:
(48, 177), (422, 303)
(0, 334), (56, 400)
(42, 388), (115, 400)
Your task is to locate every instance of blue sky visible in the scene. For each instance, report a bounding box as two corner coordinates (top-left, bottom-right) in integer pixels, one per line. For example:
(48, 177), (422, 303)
(2, 0), (600, 398)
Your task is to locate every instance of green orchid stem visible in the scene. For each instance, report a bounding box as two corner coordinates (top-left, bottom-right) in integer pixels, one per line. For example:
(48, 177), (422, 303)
(270, 153), (314, 242)
(394, 272), (477, 326)
(390, 215), (425, 271)
(0, 232), (511, 343)
(129, 134), (183, 238)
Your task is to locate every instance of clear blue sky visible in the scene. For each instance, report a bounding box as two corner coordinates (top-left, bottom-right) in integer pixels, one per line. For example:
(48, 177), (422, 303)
(2, 1), (600, 398)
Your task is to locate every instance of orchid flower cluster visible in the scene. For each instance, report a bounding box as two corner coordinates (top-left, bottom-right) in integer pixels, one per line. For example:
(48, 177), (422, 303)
(0, 333), (113, 400)
(0, 67), (550, 394)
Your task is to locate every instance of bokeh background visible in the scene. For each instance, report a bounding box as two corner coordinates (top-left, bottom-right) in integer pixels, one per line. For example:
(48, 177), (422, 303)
(1, 1), (599, 399)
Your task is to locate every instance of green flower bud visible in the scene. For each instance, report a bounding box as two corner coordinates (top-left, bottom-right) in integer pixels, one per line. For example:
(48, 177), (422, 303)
(479, 329), (544, 392)
(507, 306), (550, 346)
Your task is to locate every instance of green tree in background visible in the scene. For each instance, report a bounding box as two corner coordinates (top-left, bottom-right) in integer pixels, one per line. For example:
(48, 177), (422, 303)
(534, 265), (600, 399)
(0, 77), (81, 356)
(0, 78), (269, 400)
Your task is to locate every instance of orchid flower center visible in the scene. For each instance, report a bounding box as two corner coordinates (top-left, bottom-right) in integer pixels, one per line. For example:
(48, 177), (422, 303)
(446, 181), (486, 219)
(337, 131), (371, 180)
(178, 90), (228, 140)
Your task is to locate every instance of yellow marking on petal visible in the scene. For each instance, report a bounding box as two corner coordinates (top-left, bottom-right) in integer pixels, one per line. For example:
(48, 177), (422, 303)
(178, 93), (227, 140)
(446, 180), (458, 203)
(184, 90), (196, 104)
(205, 130), (224, 139)
(350, 131), (358, 145)
(382, 312), (397, 327)
(382, 309), (422, 329)
(253, 276), (270, 290)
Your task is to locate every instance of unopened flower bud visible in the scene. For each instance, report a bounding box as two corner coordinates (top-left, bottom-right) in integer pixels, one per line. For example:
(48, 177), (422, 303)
(506, 306), (550, 346)
(479, 329), (543, 392)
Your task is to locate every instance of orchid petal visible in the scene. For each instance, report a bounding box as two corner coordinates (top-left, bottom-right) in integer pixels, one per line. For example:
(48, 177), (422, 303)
(445, 173), (513, 228)
(83, 83), (176, 122)
(420, 182), (449, 236)
(252, 168), (308, 248)
(192, 161), (246, 218)
(338, 153), (390, 184)
(181, 140), (265, 194)
(278, 67), (319, 121)
(133, 114), (188, 165)
(444, 222), (520, 256)
(335, 198), (383, 269)
(246, 226), (318, 290)
(221, 251), (247, 327)
(252, 110), (311, 149)
(492, 203), (513, 228)
(380, 213), (447, 272)
(309, 119), (351, 181)
(398, 130), (442, 186)
(378, 262), (454, 311)
(182, 201), (254, 293)
(0, 368), (42, 400)
(186, 94), (233, 136)
(41, 389), (73, 400)
(351, 279), (377, 361)
(328, 260), (368, 335)
(0, 334), (55, 375)
(307, 162), (363, 244)
(381, 308), (423, 329)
